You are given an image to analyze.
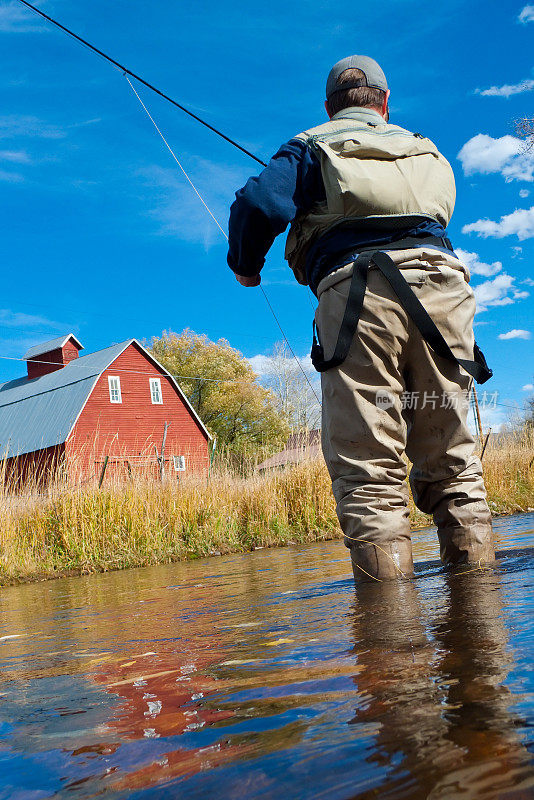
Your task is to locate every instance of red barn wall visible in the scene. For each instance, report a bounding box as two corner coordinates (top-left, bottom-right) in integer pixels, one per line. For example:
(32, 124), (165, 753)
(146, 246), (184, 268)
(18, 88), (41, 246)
(66, 343), (209, 482)
(4, 444), (66, 489)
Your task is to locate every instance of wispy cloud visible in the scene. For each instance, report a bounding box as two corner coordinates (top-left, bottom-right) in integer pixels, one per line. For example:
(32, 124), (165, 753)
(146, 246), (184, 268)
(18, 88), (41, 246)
(0, 149), (30, 183)
(522, 383), (534, 391)
(520, 188), (530, 198)
(462, 206), (534, 240)
(518, 5), (534, 22)
(0, 308), (74, 330)
(498, 329), (531, 340)
(455, 248), (502, 277)
(457, 134), (534, 182)
(0, 149), (30, 163)
(0, 169), (23, 183)
(0, 308), (80, 361)
(137, 158), (248, 248)
(0, 115), (66, 140)
(476, 78), (534, 98)
(0, 1), (47, 33)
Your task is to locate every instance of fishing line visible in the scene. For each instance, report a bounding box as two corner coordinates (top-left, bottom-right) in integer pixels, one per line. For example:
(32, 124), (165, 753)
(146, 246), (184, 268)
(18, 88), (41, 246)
(124, 76), (321, 405)
(16, 0), (320, 404)
(124, 75), (228, 240)
(16, 0), (267, 167)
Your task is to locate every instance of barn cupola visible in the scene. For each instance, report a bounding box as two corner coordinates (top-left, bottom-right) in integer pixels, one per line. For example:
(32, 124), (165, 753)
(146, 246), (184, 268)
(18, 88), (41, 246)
(23, 334), (84, 380)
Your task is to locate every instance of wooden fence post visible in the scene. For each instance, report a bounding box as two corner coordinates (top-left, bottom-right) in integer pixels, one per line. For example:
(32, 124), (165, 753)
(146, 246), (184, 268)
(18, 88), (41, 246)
(207, 438), (217, 483)
(98, 455), (109, 488)
(472, 385), (484, 444)
(160, 421), (170, 481)
(480, 428), (492, 461)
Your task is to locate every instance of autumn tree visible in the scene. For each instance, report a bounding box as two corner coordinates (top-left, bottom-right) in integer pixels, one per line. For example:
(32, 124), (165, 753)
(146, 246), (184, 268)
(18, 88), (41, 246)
(261, 341), (321, 431)
(149, 330), (289, 459)
(516, 117), (534, 150)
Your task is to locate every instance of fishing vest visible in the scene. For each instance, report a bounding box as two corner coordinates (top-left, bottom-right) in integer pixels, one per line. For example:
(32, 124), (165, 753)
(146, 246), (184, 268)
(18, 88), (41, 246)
(285, 114), (456, 284)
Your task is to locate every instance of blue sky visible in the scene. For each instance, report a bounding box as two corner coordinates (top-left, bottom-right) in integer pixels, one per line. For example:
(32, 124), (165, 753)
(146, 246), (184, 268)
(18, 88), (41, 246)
(0, 0), (533, 429)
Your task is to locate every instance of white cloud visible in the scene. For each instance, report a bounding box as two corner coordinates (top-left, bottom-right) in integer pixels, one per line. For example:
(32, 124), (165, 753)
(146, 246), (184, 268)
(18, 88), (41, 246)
(473, 273), (516, 312)
(0, 1), (47, 32)
(498, 329), (531, 340)
(518, 5), (534, 22)
(513, 289), (530, 299)
(477, 79), (534, 98)
(522, 383), (534, 391)
(520, 188), (530, 198)
(457, 134), (534, 182)
(462, 206), (534, 240)
(248, 353), (313, 377)
(522, 277), (534, 285)
(455, 248), (502, 277)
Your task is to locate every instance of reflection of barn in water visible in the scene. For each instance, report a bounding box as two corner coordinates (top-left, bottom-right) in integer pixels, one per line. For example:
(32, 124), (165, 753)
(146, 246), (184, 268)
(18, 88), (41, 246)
(0, 541), (532, 797)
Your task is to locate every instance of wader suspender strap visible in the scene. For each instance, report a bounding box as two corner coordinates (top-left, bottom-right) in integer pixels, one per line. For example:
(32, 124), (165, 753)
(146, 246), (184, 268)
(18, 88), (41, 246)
(311, 252), (373, 371)
(311, 250), (493, 384)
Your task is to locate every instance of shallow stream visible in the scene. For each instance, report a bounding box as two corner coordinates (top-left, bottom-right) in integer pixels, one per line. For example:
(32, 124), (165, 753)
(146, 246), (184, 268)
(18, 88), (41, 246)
(1, 514), (533, 799)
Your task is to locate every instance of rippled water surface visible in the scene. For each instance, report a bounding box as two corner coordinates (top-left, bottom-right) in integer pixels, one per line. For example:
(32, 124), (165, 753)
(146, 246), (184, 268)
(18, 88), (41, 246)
(1, 514), (533, 799)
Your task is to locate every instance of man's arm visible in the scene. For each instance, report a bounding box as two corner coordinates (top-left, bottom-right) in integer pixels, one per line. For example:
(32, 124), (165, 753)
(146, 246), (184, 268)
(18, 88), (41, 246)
(227, 139), (324, 285)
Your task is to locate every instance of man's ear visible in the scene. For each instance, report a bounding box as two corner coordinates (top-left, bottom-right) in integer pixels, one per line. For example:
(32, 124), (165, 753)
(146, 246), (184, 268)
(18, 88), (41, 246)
(382, 89), (390, 118)
(324, 99), (333, 119)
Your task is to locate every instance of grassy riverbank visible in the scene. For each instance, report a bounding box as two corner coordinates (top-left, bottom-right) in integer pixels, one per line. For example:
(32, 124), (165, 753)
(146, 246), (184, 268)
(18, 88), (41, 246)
(1, 430), (533, 585)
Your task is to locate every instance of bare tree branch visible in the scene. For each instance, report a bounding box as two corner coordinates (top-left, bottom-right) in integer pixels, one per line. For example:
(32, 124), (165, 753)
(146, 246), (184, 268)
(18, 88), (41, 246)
(515, 117), (534, 151)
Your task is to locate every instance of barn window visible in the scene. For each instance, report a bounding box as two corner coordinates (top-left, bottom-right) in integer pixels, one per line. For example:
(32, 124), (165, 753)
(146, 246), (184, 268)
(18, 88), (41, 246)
(173, 455), (186, 472)
(108, 375), (122, 403)
(150, 378), (163, 405)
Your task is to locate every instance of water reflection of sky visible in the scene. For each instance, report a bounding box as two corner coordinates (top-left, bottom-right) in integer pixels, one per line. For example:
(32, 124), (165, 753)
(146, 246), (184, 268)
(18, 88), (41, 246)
(0, 514), (533, 799)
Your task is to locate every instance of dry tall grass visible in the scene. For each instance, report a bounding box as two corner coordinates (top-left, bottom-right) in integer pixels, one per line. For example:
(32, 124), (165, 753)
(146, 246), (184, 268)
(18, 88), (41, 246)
(1, 428), (533, 585)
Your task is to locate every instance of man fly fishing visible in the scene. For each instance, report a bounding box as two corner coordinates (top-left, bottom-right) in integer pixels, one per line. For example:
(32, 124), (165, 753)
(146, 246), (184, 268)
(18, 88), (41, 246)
(227, 55), (495, 582)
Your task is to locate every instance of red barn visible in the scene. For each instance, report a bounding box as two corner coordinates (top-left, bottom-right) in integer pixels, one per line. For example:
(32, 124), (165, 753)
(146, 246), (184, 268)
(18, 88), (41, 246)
(0, 335), (211, 485)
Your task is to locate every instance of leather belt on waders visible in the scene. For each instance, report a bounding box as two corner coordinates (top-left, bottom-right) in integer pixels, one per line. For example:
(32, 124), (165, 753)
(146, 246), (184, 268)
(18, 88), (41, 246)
(310, 235), (493, 384)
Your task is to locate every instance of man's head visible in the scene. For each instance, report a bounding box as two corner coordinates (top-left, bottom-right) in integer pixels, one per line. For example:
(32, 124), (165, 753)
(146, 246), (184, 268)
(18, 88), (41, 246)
(325, 55), (390, 120)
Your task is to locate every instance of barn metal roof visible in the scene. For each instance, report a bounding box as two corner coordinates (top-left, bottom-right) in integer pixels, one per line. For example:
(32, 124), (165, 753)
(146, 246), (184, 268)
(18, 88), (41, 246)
(0, 339), (210, 459)
(23, 333), (84, 360)
(0, 341), (130, 458)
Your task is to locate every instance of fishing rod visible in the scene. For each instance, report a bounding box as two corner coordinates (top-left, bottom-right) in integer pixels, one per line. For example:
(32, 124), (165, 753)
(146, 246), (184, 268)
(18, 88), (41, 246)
(15, 0), (321, 404)
(16, 0), (267, 167)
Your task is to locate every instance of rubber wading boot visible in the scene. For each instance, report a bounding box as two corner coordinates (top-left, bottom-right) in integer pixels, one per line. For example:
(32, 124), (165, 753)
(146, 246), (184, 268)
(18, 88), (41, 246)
(350, 540), (414, 583)
(438, 526), (495, 567)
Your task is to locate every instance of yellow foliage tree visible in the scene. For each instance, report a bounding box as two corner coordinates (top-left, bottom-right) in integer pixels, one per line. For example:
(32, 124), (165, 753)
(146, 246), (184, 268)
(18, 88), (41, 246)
(149, 330), (290, 459)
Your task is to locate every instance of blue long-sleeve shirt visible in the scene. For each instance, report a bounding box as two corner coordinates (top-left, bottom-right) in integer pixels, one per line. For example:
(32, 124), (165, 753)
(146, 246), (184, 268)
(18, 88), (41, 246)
(227, 109), (450, 294)
(227, 138), (324, 276)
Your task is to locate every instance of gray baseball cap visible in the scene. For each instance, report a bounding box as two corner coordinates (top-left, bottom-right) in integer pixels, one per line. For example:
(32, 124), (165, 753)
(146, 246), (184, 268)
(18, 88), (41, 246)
(326, 55), (388, 100)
